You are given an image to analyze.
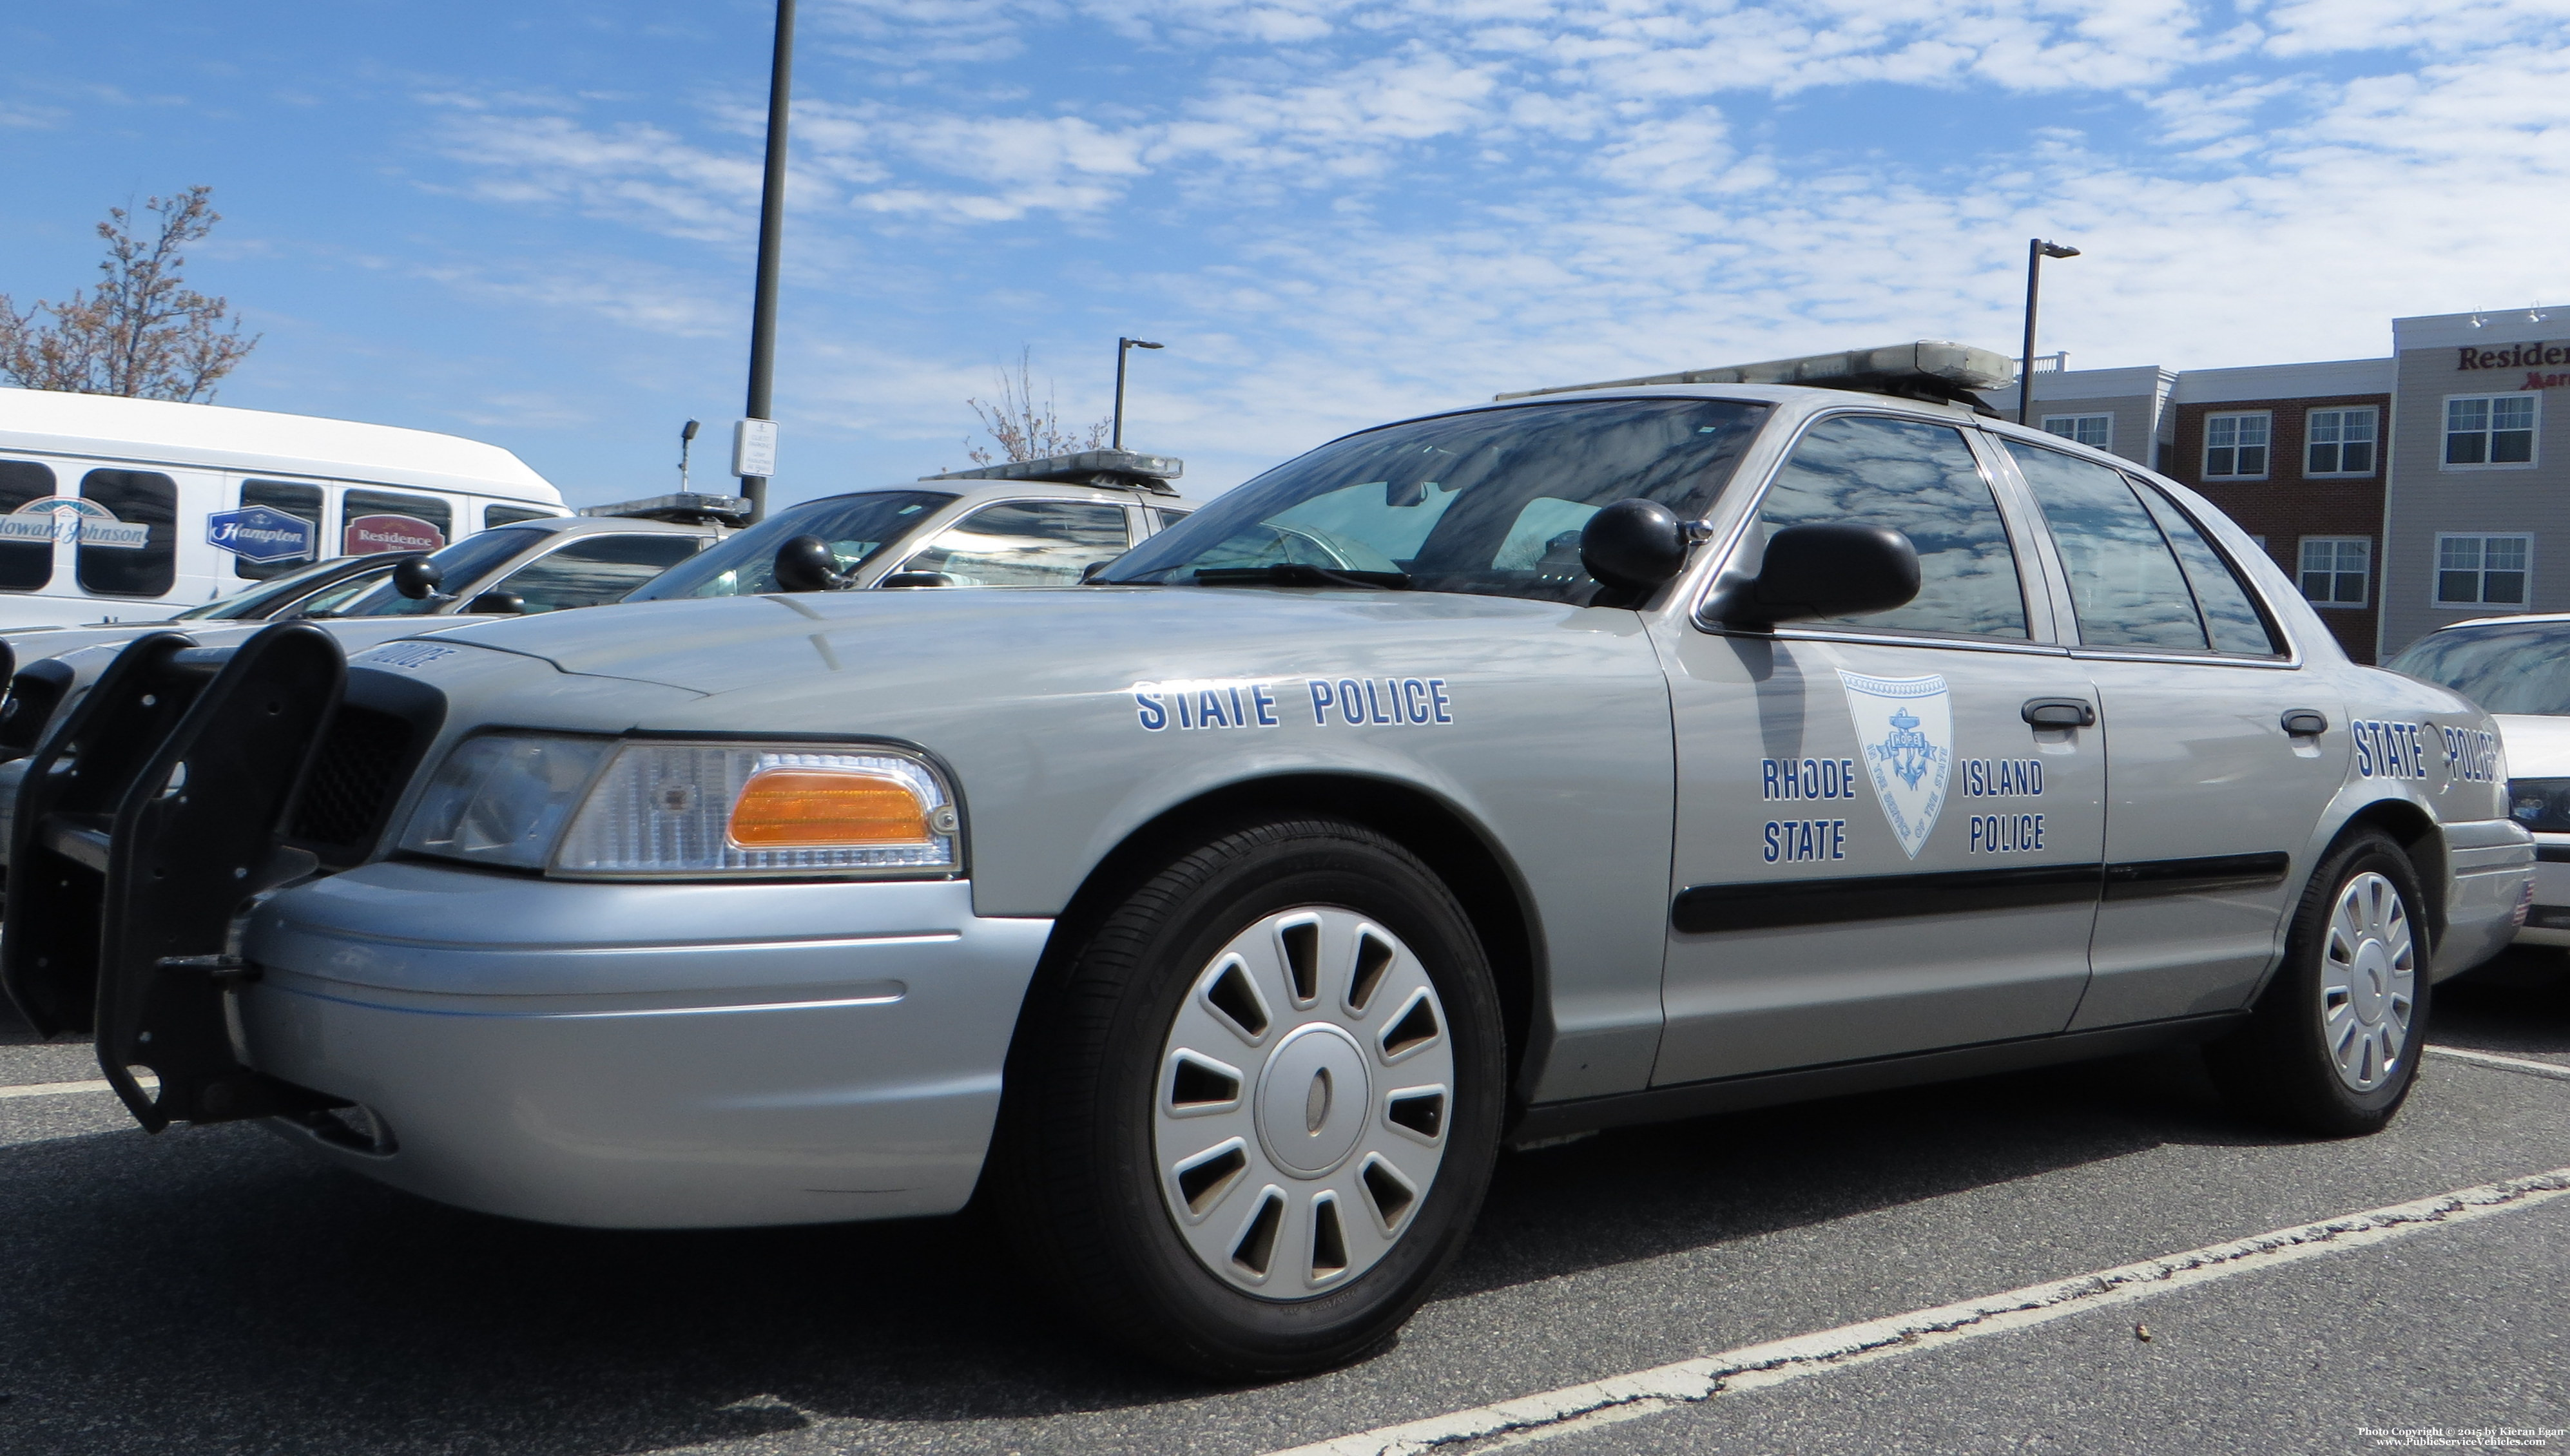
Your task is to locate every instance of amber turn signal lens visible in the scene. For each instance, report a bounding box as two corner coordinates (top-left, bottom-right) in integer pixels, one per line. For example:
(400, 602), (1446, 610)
(727, 769), (931, 848)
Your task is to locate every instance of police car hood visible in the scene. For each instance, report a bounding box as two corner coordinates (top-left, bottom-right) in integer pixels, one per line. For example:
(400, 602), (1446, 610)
(2493, 713), (2570, 777)
(418, 587), (1572, 704)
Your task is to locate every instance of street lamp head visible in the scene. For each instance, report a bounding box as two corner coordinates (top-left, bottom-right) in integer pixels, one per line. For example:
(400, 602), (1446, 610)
(681, 419), (700, 443)
(1123, 338), (1165, 350)
(2038, 241), (2081, 259)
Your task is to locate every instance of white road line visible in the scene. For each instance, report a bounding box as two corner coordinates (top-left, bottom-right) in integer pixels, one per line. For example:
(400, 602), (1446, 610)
(0, 1078), (117, 1100)
(1266, 1167), (2570, 1456)
(0, 1075), (157, 1100)
(2430, 1044), (2570, 1082)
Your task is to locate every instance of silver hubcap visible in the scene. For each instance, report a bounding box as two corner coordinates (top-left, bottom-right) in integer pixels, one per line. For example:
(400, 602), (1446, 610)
(2321, 870), (2417, 1093)
(1153, 907), (1453, 1299)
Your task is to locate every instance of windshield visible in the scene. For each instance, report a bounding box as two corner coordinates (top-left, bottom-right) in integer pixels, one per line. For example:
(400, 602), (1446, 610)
(626, 490), (960, 600)
(2386, 622), (2570, 714)
(327, 528), (550, 617)
(1099, 399), (1770, 602)
(170, 556), (387, 620)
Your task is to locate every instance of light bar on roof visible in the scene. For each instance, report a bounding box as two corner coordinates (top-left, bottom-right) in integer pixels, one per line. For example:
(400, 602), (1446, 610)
(1495, 340), (2016, 401)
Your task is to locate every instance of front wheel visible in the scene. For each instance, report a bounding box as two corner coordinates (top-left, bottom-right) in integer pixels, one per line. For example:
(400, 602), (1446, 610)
(994, 818), (1506, 1378)
(2209, 830), (2431, 1136)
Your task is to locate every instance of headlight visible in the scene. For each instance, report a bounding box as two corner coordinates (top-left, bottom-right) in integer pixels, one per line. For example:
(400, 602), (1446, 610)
(2508, 778), (2570, 834)
(398, 735), (961, 879)
(399, 734), (614, 870)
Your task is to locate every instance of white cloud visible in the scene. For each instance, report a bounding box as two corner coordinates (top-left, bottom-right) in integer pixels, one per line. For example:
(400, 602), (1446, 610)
(410, 0), (2570, 493)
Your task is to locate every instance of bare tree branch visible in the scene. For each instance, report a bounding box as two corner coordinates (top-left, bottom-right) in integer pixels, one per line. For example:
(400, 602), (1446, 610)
(962, 347), (1112, 465)
(0, 186), (260, 402)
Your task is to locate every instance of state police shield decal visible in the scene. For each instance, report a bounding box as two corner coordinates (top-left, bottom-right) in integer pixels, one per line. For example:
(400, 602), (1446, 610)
(1838, 671), (1951, 859)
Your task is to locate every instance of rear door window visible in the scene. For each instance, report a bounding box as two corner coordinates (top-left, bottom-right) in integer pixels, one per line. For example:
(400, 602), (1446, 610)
(1752, 414), (2030, 638)
(2128, 479), (2281, 656)
(0, 459), (56, 591)
(342, 489), (451, 555)
(486, 504), (557, 530)
(898, 500), (1134, 586)
(2006, 441), (2207, 651)
(77, 468), (177, 597)
(488, 533), (706, 612)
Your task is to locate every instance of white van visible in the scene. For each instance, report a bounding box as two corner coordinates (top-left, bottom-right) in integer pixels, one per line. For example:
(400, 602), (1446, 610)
(0, 388), (566, 629)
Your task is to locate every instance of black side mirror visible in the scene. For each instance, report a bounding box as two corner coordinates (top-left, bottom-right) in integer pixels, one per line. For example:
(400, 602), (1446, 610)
(877, 571), (955, 589)
(1580, 499), (1695, 593)
(392, 558), (445, 600)
(773, 535), (849, 592)
(463, 590), (527, 615)
(1715, 523), (1920, 631)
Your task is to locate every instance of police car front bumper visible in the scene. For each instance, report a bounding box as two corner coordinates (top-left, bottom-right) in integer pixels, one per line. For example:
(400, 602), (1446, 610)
(237, 863), (1050, 1229)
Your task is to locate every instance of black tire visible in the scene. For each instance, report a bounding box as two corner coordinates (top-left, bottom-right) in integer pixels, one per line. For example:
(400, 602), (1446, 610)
(2208, 830), (2433, 1137)
(993, 816), (1506, 1379)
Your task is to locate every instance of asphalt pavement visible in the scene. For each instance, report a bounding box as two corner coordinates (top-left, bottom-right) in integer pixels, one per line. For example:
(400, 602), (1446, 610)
(2, 957), (2564, 1456)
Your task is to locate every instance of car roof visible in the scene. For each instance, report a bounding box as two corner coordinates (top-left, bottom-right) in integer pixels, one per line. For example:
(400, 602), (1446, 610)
(785, 479), (1204, 513)
(497, 515), (717, 537)
(2422, 611), (2570, 633)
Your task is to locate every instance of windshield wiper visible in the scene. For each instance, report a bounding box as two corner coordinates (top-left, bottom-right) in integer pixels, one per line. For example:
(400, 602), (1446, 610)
(1188, 564), (1412, 589)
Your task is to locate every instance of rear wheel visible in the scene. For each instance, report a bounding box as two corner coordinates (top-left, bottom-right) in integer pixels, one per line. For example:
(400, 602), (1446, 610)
(2210, 831), (2431, 1136)
(995, 817), (1505, 1378)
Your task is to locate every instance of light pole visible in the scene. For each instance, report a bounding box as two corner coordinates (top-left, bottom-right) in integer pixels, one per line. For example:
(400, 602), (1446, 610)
(1112, 336), (1163, 450)
(2018, 238), (2080, 426)
(678, 419), (699, 490)
(740, 0), (796, 522)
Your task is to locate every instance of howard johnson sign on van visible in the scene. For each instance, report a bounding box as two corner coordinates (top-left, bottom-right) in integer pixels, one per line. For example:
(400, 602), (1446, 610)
(205, 505), (316, 564)
(0, 496), (149, 548)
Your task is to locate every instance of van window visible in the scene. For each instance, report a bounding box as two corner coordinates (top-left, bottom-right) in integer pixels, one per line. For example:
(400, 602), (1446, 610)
(0, 459), (55, 591)
(77, 469), (177, 597)
(486, 504), (555, 530)
(342, 489), (451, 555)
(234, 479), (325, 580)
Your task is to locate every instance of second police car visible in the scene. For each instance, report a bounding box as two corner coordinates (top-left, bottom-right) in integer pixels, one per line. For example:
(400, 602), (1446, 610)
(3, 343), (2531, 1381)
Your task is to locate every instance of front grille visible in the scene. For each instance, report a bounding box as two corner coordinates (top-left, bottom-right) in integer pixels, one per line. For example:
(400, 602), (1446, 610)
(288, 706), (416, 856)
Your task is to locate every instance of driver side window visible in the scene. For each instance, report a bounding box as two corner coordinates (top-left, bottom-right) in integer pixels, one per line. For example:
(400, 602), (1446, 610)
(1753, 414), (2029, 639)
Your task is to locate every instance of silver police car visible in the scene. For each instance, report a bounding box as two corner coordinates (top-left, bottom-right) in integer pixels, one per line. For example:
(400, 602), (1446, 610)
(3, 343), (2530, 1379)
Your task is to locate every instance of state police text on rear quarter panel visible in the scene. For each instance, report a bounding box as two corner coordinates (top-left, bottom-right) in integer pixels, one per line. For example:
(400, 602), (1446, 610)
(6, 343), (2528, 1379)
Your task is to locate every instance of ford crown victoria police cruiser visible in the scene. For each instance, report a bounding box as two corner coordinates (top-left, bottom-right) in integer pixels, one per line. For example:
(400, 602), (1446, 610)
(3, 343), (2530, 1380)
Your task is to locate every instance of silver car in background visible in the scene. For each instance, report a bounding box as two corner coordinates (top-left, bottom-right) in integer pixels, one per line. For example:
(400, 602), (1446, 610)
(2385, 615), (2570, 948)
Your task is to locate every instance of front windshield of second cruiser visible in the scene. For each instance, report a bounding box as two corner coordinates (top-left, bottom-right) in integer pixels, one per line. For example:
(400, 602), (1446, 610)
(1098, 398), (1770, 602)
(2387, 621), (2570, 715)
(625, 490), (960, 600)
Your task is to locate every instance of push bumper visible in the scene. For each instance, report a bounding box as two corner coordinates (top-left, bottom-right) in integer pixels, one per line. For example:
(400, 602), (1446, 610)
(2440, 818), (2538, 973)
(238, 863), (1051, 1229)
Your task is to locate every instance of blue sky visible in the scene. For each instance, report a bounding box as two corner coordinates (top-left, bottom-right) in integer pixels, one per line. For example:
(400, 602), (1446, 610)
(6, 0), (2569, 509)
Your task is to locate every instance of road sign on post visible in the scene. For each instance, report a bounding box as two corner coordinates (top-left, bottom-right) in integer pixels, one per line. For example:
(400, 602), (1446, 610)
(733, 418), (778, 481)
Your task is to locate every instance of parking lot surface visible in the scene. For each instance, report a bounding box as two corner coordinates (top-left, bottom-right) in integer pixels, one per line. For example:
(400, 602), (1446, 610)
(2, 962), (2564, 1456)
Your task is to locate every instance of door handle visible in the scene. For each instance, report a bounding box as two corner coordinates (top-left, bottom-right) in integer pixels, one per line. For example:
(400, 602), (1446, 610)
(2022, 697), (2096, 729)
(2281, 708), (2328, 738)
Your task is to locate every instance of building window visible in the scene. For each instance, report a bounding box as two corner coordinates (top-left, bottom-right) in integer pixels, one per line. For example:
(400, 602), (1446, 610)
(2445, 394), (2537, 467)
(2435, 533), (2529, 608)
(2042, 414), (2112, 450)
(2299, 537), (2370, 607)
(2204, 412), (2270, 478)
(2306, 407), (2377, 476)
